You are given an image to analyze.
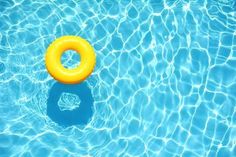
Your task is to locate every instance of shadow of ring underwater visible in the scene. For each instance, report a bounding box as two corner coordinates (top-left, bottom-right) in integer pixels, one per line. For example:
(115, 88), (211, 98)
(47, 82), (94, 127)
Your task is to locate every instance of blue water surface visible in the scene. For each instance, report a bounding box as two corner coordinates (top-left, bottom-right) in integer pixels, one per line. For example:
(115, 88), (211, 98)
(0, 0), (236, 156)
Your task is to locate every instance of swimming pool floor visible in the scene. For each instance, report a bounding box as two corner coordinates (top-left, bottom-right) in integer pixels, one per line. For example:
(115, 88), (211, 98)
(0, 0), (236, 156)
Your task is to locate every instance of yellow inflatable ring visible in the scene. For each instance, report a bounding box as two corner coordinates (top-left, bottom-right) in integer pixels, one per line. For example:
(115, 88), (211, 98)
(45, 36), (96, 84)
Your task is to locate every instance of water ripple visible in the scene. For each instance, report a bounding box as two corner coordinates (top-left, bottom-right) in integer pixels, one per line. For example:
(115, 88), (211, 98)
(0, 0), (236, 156)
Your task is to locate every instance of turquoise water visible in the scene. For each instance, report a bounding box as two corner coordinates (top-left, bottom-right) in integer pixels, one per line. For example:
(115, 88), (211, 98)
(1, 0), (236, 156)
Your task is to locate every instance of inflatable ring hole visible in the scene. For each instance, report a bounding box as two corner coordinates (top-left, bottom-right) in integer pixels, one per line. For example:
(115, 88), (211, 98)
(61, 50), (81, 69)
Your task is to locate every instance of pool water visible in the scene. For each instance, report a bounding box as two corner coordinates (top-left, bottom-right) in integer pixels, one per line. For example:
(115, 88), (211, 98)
(0, 0), (236, 156)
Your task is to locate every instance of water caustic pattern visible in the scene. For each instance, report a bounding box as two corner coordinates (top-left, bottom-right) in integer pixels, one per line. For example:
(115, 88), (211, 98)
(0, 0), (236, 156)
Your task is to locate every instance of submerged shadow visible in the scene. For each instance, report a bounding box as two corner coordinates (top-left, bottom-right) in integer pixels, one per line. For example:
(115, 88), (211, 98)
(47, 82), (94, 127)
